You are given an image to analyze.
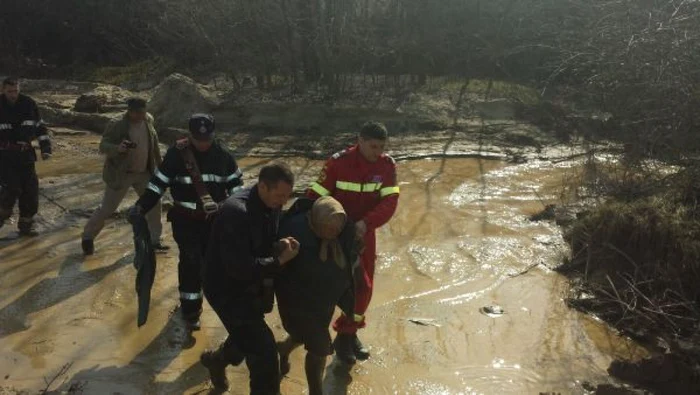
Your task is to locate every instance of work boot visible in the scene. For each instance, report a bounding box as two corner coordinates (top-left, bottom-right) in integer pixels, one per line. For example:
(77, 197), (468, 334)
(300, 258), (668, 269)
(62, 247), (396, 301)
(353, 334), (371, 361)
(200, 348), (230, 391)
(181, 305), (202, 331)
(82, 238), (94, 255)
(332, 334), (356, 365)
(305, 353), (326, 395)
(17, 217), (38, 237)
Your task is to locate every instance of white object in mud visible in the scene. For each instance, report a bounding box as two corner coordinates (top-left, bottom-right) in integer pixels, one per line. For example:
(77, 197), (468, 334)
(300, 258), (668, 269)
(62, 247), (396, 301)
(480, 305), (505, 317)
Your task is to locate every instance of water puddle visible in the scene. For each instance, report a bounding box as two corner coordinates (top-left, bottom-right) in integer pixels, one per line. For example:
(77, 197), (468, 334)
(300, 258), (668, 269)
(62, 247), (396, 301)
(0, 151), (647, 394)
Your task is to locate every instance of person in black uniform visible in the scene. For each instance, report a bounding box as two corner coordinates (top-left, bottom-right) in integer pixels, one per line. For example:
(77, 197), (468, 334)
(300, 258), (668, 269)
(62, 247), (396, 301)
(201, 163), (298, 395)
(0, 77), (52, 235)
(129, 113), (243, 330)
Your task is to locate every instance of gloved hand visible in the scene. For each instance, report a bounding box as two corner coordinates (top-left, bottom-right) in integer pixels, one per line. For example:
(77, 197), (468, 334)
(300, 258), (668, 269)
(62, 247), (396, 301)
(127, 205), (144, 224)
(41, 153), (51, 160)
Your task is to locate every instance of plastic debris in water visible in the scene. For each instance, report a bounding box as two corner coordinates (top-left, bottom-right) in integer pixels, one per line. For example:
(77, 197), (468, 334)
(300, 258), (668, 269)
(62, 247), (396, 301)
(480, 305), (505, 317)
(407, 318), (442, 327)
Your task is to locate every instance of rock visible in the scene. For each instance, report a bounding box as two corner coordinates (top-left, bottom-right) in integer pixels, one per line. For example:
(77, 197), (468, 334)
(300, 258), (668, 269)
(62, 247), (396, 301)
(479, 305), (505, 317)
(74, 94), (107, 113)
(148, 73), (219, 130)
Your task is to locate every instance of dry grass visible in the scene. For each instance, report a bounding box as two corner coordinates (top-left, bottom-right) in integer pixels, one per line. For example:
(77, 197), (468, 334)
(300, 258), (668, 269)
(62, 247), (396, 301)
(564, 185), (700, 337)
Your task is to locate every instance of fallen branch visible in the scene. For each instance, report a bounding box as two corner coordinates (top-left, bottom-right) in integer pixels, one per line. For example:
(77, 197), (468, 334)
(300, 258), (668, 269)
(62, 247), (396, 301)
(41, 362), (73, 394)
(507, 262), (540, 278)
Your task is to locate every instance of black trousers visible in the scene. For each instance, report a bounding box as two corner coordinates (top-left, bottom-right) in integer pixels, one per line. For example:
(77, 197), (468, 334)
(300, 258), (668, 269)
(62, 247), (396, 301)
(207, 294), (280, 395)
(170, 215), (211, 320)
(0, 159), (38, 219)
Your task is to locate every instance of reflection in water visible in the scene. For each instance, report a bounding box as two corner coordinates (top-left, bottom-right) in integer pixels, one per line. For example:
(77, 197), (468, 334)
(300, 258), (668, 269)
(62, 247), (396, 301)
(0, 156), (646, 394)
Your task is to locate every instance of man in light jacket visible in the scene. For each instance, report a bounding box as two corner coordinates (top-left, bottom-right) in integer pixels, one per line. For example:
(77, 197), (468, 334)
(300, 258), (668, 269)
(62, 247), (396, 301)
(81, 98), (167, 255)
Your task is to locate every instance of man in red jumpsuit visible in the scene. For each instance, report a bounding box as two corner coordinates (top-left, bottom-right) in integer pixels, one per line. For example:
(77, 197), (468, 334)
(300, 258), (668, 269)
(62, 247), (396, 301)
(306, 121), (399, 364)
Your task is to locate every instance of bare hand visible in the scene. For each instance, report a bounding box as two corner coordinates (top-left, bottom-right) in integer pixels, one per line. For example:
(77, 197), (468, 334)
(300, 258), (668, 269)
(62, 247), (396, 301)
(278, 237), (300, 265)
(355, 220), (367, 238)
(118, 140), (131, 153)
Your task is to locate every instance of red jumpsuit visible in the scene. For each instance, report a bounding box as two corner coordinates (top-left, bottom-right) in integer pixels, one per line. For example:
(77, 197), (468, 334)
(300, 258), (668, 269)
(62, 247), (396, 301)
(307, 145), (399, 334)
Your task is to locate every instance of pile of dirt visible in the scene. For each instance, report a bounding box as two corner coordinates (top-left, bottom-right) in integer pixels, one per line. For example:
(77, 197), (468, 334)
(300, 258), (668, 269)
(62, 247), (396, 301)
(147, 73), (219, 130)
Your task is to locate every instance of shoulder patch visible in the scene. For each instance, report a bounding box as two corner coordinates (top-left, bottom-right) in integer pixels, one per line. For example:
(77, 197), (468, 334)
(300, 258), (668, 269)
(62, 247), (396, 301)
(175, 138), (190, 150)
(331, 149), (348, 160)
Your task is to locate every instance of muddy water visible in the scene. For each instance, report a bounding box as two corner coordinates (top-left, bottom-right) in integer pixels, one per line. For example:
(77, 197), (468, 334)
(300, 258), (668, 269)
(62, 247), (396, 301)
(0, 149), (646, 394)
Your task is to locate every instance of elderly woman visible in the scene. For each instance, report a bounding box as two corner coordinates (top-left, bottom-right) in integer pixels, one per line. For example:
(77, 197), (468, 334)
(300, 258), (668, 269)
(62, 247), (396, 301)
(275, 196), (360, 394)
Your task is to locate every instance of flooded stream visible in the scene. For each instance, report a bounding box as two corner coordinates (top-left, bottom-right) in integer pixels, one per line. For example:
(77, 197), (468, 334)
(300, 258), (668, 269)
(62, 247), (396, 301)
(0, 142), (646, 394)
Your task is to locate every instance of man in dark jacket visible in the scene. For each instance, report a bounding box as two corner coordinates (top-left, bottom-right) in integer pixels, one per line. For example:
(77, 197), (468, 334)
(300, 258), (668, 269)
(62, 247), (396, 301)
(0, 77), (52, 236)
(276, 196), (359, 395)
(130, 113), (243, 330)
(201, 163), (298, 394)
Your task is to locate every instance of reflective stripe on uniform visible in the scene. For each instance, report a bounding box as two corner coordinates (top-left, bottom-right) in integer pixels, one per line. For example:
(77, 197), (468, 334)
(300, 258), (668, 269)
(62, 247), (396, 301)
(0, 124), (12, 130)
(229, 185), (243, 195)
(225, 169), (243, 182)
(147, 182), (164, 195)
(37, 135), (50, 142)
(380, 186), (400, 197)
(310, 182), (331, 196)
(336, 181), (382, 193)
(154, 169), (171, 184)
(180, 291), (203, 300)
(21, 120), (37, 127)
(175, 173), (238, 184)
(174, 201), (197, 210)
(341, 312), (365, 322)
(258, 257), (276, 266)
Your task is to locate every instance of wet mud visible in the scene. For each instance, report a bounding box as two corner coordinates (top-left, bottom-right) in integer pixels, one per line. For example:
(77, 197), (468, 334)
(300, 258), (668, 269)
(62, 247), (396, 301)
(0, 135), (646, 394)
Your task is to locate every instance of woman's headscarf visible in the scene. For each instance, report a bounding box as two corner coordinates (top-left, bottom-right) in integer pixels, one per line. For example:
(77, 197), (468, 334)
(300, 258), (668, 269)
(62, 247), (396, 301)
(308, 196), (347, 268)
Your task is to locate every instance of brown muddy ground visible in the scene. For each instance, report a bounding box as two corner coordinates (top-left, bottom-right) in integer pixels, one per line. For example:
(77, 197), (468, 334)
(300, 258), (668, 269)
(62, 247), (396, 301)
(0, 133), (645, 395)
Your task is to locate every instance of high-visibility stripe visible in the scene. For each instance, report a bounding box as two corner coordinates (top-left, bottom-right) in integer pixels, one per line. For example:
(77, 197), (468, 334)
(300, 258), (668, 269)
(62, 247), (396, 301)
(37, 135), (50, 141)
(21, 120), (37, 127)
(147, 182), (164, 195)
(336, 181), (382, 193)
(175, 174), (237, 184)
(154, 169), (171, 184)
(258, 257), (276, 266)
(0, 124), (12, 130)
(180, 291), (203, 300)
(174, 201), (197, 210)
(380, 186), (400, 197)
(229, 185), (243, 195)
(225, 169), (243, 182)
(341, 312), (365, 322)
(310, 182), (331, 196)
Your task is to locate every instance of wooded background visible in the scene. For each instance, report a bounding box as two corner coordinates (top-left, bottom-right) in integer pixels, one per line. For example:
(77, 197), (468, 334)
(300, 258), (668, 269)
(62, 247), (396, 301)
(1, 0), (699, 157)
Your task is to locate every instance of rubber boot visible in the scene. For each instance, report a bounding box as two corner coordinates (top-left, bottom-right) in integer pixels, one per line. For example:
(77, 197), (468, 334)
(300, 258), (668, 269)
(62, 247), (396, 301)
(17, 217), (38, 236)
(332, 333), (356, 365)
(277, 336), (302, 377)
(305, 352), (326, 395)
(353, 334), (370, 361)
(200, 345), (230, 391)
